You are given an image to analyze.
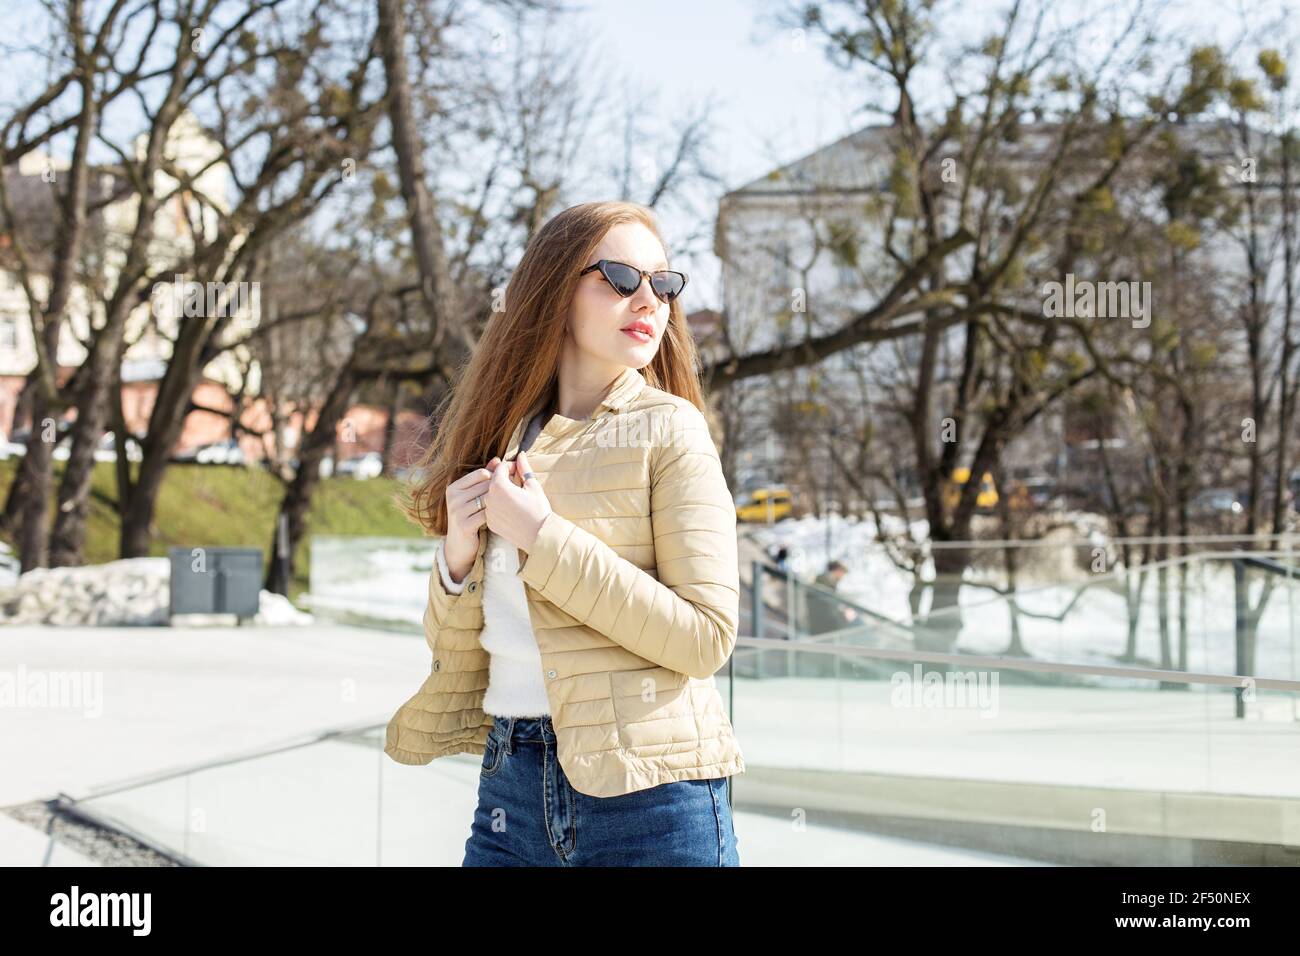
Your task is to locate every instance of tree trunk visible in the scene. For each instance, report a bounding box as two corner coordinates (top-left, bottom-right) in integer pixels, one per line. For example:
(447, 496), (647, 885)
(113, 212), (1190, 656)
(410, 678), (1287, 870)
(381, 377), (399, 476)
(265, 361), (357, 593)
(12, 1), (98, 570)
(16, 388), (57, 570)
(376, 0), (466, 361)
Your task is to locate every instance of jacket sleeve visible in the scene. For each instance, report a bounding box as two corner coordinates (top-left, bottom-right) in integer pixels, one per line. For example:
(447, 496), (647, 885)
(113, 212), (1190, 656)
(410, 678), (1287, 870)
(515, 402), (739, 680)
(423, 536), (476, 654)
(434, 539), (468, 595)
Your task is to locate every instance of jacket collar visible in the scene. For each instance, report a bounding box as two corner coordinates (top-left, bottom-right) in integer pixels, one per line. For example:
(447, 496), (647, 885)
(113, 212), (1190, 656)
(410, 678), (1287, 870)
(595, 363), (647, 413)
(491, 365), (646, 578)
(504, 365), (645, 459)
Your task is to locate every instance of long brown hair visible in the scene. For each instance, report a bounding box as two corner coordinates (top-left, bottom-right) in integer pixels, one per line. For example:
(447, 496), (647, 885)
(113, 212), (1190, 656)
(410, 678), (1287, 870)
(399, 200), (708, 536)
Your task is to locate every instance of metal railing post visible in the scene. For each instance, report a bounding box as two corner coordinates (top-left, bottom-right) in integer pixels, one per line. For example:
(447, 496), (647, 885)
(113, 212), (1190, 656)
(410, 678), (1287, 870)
(751, 559), (764, 679)
(1234, 558), (1247, 719)
(786, 567), (796, 678)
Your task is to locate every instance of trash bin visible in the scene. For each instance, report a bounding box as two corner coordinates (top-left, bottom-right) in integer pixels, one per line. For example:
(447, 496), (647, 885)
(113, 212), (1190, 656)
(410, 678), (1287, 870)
(168, 547), (263, 623)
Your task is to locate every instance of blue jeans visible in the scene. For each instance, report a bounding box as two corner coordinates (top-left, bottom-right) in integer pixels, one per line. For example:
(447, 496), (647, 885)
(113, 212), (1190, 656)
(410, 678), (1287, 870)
(462, 715), (741, 866)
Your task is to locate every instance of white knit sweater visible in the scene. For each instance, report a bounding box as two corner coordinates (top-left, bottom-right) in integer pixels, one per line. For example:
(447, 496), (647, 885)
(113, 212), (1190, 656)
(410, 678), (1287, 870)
(432, 410), (552, 717)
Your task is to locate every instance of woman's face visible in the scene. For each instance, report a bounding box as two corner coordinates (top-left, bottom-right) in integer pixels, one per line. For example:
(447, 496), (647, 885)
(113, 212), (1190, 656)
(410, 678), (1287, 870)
(565, 221), (671, 371)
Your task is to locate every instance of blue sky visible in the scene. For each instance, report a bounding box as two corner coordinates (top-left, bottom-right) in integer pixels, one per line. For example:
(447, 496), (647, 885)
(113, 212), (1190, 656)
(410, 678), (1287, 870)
(574, 0), (873, 306)
(580, 0), (867, 193)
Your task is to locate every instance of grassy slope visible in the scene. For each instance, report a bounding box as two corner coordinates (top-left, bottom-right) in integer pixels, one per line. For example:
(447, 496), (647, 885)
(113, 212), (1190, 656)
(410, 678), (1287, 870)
(0, 458), (424, 600)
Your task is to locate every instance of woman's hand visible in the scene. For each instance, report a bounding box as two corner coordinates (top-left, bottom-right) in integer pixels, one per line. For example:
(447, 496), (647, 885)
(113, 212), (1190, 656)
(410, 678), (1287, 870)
(443, 455), (502, 583)
(484, 449), (552, 552)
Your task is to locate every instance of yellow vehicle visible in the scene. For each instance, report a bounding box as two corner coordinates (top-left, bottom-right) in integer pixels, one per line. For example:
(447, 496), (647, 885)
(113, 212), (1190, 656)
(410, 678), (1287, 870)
(736, 487), (793, 523)
(941, 468), (998, 513)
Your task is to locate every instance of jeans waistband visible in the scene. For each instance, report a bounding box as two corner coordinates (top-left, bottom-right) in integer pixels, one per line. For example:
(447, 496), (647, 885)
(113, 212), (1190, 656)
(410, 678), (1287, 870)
(491, 714), (554, 746)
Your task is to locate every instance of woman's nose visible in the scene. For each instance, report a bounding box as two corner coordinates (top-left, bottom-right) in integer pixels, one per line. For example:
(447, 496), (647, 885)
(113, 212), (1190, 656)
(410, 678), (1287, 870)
(630, 277), (659, 308)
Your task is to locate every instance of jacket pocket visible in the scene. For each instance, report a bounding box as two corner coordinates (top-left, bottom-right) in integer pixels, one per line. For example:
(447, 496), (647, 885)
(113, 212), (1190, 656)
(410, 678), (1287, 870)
(607, 666), (700, 755)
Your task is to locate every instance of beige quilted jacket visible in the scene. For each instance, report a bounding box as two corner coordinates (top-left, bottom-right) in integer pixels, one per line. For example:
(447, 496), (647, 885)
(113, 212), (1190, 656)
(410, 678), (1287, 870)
(384, 365), (746, 797)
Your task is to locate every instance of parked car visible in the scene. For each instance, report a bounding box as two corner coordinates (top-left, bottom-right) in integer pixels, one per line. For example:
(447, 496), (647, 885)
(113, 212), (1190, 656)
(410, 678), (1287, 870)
(0, 423), (140, 462)
(287, 454), (337, 477)
(335, 451), (384, 479)
(52, 430), (72, 461)
(941, 467), (999, 513)
(7, 422), (74, 459)
(194, 440), (246, 465)
(1006, 476), (1060, 511)
(1189, 487), (1244, 517)
(1230, 484), (1293, 516)
(0, 431), (26, 459)
(94, 432), (143, 462)
(736, 487), (793, 523)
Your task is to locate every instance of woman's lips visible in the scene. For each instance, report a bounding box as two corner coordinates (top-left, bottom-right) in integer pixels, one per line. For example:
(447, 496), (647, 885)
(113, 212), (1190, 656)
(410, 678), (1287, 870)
(622, 328), (652, 343)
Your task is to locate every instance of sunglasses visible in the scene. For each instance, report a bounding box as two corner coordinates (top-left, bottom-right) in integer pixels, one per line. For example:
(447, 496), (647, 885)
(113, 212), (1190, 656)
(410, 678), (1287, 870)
(580, 259), (688, 303)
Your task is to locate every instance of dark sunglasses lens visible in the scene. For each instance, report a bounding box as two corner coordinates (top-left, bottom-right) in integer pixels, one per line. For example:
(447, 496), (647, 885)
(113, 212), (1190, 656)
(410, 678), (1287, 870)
(602, 262), (642, 296)
(651, 272), (685, 301)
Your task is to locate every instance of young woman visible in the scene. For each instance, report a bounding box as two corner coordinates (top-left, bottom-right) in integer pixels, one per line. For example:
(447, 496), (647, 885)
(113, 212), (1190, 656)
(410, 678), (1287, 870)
(386, 199), (745, 866)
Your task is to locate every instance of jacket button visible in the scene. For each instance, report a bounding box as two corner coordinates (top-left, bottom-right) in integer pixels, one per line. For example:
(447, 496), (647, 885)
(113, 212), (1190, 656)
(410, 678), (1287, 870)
(433, 659), (441, 671)
(467, 581), (477, 592)
(546, 669), (557, 679)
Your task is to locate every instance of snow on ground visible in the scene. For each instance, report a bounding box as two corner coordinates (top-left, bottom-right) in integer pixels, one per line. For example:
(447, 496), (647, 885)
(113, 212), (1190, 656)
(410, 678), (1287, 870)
(306, 536), (431, 626)
(745, 514), (1300, 683)
(0, 540), (17, 590)
(0, 553), (313, 627)
(302, 515), (1300, 681)
(251, 591), (313, 625)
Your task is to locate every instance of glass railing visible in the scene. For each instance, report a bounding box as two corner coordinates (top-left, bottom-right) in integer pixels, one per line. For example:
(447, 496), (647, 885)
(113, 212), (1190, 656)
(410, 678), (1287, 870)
(725, 535), (1300, 864)
(747, 536), (1300, 685)
(306, 535), (432, 629)
(50, 535), (1300, 866)
(722, 639), (1300, 865)
(56, 721), (469, 866)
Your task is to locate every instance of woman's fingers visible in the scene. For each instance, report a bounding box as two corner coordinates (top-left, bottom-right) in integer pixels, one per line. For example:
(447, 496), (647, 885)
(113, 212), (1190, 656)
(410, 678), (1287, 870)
(516, 450), (537, 487)
(446, 457), (502, 546)
(490, 456), (514, 489)
(450, 476), (492, 506)
(449, 467), (491, 490)
(455, 499), (489, 529)
(447, 457), (502, 510)
(448, 457), (501, 490)
(447, 498), (489, 543)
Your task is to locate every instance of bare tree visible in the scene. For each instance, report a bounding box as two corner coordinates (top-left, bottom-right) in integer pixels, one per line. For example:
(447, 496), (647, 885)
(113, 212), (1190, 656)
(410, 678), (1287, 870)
(0, 0), (135, 569)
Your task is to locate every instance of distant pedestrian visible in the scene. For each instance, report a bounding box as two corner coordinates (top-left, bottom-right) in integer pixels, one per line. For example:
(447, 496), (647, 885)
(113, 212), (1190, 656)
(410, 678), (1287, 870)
(798, 559), (857, 635)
